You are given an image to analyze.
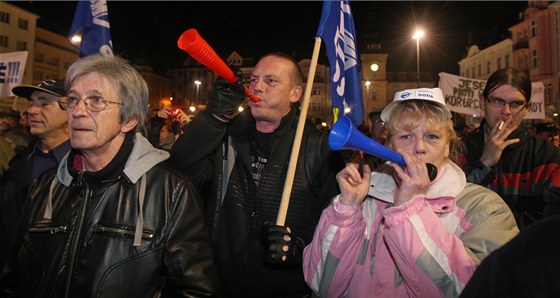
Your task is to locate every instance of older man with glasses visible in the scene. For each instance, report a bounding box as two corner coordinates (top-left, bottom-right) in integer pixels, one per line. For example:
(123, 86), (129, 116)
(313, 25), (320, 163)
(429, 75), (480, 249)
(0, 55), (219, 297)
(460, 68), (560, 229)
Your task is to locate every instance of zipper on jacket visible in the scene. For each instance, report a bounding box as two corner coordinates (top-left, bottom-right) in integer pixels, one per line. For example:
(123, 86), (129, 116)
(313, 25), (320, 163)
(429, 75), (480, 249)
(29, 225), (67, 234)
(64, 172), (88, 298)
(91, 224), (154, 240)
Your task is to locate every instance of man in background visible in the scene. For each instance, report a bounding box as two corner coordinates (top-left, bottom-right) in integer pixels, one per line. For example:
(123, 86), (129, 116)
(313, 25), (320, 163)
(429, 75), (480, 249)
(535, 122), (559, 147)
(460, 68), (560, 228)
(0, 79), (70, 269)
(0, 107), (30, 151)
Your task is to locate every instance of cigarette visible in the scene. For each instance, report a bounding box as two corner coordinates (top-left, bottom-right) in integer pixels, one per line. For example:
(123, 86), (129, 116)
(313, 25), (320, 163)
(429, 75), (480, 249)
(498, 121), (504, 130)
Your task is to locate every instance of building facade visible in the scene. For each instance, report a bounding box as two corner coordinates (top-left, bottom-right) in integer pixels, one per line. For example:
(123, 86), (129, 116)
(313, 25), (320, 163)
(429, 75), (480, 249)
(510, 1), (559, 121)
(0, 1), (38, 86)
(458, 39), (513, 80)
(0, 2), (79, 111)
(33, 27), (79, 84)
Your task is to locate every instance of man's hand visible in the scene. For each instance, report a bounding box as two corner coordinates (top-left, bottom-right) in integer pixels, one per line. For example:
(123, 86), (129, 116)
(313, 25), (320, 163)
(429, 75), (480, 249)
(157, 107), (172, 119)
(206, 66), (246, 116)
(481, 119), (520, 167)
(261, 222), (304, 269)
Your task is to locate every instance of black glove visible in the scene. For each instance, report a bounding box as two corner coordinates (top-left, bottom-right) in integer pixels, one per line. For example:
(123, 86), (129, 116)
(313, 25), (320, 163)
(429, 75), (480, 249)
(206, 65), (246, 116)
(261, 222), (305, 269)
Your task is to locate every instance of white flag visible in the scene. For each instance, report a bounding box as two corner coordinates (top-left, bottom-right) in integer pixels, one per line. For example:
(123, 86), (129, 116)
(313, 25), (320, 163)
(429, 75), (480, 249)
(0, 51), (28, 97)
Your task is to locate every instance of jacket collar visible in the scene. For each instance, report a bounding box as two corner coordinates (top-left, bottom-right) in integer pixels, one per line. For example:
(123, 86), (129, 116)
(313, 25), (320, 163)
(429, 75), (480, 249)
(57, 133), (169, 187)
(229, 106), (298, 138)
(368, 160), (467, 204)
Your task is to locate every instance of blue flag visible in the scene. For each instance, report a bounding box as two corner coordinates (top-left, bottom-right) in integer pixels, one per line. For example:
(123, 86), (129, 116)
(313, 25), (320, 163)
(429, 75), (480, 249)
(316, 0), (363, 126)
(69, 0), (113, 57)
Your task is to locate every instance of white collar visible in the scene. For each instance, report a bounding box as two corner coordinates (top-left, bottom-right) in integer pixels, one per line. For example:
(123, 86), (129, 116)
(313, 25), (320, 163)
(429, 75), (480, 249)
(368, 160), (466, 204)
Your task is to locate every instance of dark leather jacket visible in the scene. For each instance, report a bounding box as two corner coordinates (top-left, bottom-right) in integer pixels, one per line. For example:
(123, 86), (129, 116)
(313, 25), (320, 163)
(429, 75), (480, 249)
(0, 134), (220, 297)
(0, 138), (71, 269)
(170, 108), (344, 297)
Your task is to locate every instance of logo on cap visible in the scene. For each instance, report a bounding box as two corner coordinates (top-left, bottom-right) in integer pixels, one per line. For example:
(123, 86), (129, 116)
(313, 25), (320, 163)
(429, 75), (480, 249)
(400, 92), (412, 99)
(417, 92), (433, 98)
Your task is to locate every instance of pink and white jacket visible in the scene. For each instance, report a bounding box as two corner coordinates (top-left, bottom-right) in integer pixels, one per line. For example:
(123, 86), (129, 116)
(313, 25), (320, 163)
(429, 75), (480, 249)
(303, 161), (518, 298)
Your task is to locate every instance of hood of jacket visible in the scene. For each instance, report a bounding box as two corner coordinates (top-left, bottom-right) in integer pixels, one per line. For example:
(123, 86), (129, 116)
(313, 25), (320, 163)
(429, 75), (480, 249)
(56, 133), (170, 187)
(368, 160), (467, 203)
(47, 133), (170, 246)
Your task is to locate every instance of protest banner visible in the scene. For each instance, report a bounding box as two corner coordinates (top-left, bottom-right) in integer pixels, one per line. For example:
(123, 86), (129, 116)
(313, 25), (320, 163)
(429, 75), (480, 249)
(0, 51), (28, 97)
(439, 72), (544, 119)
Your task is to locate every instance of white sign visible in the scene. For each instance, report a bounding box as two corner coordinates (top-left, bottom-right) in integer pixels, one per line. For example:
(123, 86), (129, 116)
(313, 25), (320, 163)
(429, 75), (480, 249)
(438, 72), (545, 119)
(0, 51), (28, 97)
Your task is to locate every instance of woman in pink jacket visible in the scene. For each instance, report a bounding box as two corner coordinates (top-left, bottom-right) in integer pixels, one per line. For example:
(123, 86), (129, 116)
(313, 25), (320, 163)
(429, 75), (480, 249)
(303, 88), (518, 297)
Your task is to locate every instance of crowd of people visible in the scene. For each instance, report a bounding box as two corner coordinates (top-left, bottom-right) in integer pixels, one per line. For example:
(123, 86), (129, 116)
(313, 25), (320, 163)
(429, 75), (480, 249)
(0, 52), (559, 297)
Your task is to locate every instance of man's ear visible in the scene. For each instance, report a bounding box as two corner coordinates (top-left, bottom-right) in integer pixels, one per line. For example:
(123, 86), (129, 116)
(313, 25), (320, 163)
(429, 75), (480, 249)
(121, 117), (139, 133)
(289, 85), (303, 103)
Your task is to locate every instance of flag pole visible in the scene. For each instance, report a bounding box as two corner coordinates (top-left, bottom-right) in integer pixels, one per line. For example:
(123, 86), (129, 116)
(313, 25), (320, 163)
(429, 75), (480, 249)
(276, 37), (322, 226)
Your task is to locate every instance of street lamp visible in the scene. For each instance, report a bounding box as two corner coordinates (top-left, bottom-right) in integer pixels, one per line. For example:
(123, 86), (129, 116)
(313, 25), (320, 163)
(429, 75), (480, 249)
(365, 81), (371, 101)
(194, 80), (201, 103)
(412, 29), (424, 87)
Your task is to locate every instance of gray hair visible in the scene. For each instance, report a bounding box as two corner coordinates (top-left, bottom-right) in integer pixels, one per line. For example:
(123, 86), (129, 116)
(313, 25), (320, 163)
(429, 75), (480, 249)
(65, 54), (148, 132)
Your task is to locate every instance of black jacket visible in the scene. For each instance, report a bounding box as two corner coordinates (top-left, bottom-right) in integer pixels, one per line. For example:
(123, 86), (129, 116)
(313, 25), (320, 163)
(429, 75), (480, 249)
(460, 121), (560, 228)
(461, 215), (560, 297)
(0, 138), (71, 269)
(170, 108), (344, 297)
(0, 134), (220, 297)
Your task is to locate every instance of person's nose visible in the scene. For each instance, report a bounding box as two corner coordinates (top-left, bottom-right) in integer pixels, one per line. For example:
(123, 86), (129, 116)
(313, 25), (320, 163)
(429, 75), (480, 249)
(71, 99), (88, 117)
(501, 103), (513, 115)
(251, 78), (264, 94)
(414, 139), (427, 155)
(27, 104), (40, 115)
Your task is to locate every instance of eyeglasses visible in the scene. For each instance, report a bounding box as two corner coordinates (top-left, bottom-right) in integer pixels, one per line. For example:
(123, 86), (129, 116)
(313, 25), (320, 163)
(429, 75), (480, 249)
(486, 97), (527, 110)
(58, 96), (123, 112)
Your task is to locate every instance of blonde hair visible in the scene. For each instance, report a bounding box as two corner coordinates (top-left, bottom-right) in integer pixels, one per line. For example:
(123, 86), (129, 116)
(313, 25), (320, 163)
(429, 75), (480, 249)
(385, 99), (463, 163)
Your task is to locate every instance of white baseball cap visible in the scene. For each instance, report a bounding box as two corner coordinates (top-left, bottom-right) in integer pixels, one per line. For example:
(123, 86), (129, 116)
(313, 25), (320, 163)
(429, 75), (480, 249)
(380, 87), (451, 122)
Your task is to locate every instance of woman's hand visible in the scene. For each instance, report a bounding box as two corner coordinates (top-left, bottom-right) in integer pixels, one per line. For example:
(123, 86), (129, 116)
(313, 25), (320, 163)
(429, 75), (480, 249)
(336, 163), (371, 207)
(392, 149), (430, 207)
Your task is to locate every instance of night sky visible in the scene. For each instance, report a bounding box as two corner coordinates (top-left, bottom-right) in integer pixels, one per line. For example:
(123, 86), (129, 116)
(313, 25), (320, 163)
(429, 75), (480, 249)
(7, 1), (529, 76)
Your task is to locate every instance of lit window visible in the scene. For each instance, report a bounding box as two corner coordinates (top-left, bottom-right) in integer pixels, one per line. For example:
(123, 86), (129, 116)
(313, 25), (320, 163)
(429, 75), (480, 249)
(531, 20), (537, 37)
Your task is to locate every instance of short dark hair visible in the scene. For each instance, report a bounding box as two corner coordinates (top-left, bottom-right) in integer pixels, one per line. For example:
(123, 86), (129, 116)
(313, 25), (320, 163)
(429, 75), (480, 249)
(259, 52), (304, 86)
(0, 108), (20, 120)
(483, 68), (532, 102)
(368, 110), (382, 121)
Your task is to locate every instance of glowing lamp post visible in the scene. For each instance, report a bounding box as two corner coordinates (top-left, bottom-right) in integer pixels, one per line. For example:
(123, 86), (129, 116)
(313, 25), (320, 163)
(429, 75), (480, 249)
(194, 80), (201, 103)
(412, 29), (424, 87)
